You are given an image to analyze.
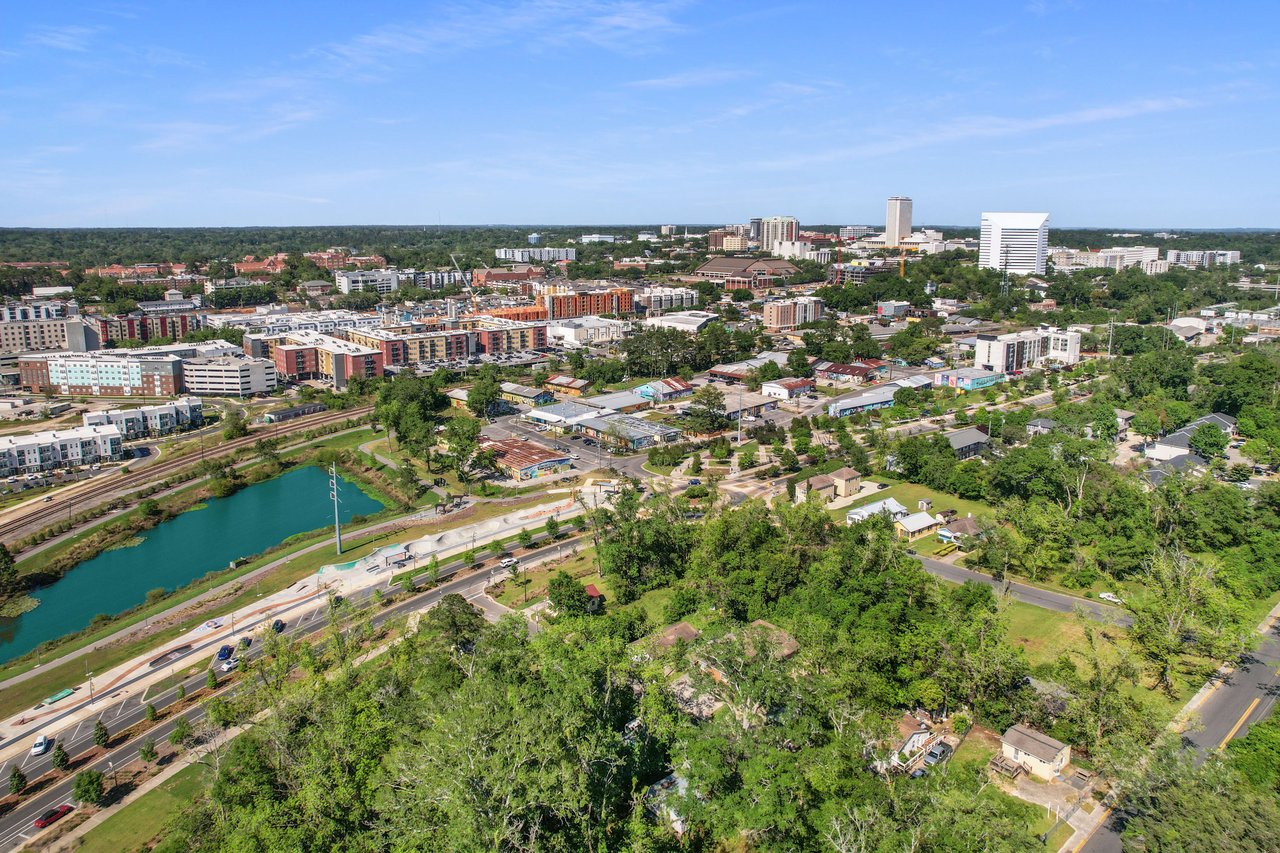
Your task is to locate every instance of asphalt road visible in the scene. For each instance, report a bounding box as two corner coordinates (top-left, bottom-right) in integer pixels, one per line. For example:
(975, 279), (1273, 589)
(915, 556), (1131, 625)
(1080, 616), (1280, 852)
(0, 530), (581, 850)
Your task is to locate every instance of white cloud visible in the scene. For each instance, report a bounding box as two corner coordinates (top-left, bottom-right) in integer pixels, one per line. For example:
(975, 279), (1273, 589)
(26, 25), (101, 53)
(628, 68), (747, 89)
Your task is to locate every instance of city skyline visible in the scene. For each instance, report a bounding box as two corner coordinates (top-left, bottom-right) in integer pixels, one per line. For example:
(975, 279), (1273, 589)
(2, 1), (1278, 228)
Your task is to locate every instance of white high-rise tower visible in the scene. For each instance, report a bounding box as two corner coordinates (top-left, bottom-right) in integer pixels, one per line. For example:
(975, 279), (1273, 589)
(885, 196), (912, 247)
(759, 216), (799, 253)
(979, 212), (1050, 276)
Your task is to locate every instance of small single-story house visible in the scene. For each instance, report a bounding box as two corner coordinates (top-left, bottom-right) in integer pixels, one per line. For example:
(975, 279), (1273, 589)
(1147, 413), (1238, 462)
(828, 467), (862, 497)
(923, 356), (946, 370)
(1026, 417), (1057, 437)
(636, 377), (695, 402)
(796, 474), (837, 503)
(761, 378), (816, 400)
(938, 515), (983, 545)
(645, 773), (690, 836)
(446, 388), (470, 409)
(895, 510), (941, 541)
(1143, 452), (1209, 488)
(544, 374), (592, 396)
(500, 381), (554, 406)
(1114, 409), (1135, 440)
(945, 426), (991, 460)
(846, 496), (909, 525)
(651, 621), (701, 652)
(1001, 724), (1070, 781)
(893, 713), (933, 765)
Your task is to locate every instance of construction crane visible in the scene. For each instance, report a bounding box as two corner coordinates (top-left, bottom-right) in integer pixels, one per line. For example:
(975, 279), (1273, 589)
(449, 253), (478, 310)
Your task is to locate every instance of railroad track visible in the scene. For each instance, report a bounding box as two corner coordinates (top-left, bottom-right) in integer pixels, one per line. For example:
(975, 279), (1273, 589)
(0, 405), (373, 546)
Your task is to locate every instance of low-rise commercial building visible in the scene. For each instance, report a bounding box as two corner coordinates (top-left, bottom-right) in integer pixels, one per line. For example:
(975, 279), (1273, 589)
(576, 414), (682, 450)
(546, 317), (629, 349)
(643, 311), (718, 333)
(760, 378), (816, 399)
(937, 367), (1005, 391)
(545, 375), (592, 396)
(636, 378), (695, 402)
(483, 438), (573, 481)
(0, 425), (123, 475)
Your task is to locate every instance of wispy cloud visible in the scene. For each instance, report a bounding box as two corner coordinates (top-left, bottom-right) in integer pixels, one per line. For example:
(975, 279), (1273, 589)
(137, 121), (232, 152)
(748, 96), (1198, 171)
(26, 25), (101, 52)
(313, 0), (685, 74)
(628, 68), (747, 89)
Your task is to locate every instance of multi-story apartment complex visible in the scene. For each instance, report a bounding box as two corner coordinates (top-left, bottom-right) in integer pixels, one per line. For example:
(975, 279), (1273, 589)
(181, 356), (278, 396)
(304, 248), (387, 270)
(243, 329), (383, 389)
(342, 316), (547, 366)
(979, 212), (1050, 276)
(19, 352), (183, 396)
(0, 312), (98, 354)
(208, 309), (382, 336)
(722, 235), (750, 252)
(884, 197), (913, 247)
(480, 288), (635, 322)
(1167, 249), (1243, 268)
(83, 397), (203, 438)
(973, 326), (1081, 373)
(763, 296), (824, 331)
(92, 313), (203, 344)
(335, 269), (400, 295)
(0, 425), (123, 475)
(635, 286), (699, 311)
(759, 216), (800, 253)
(495, 247), (577, 263)
(839, 226), (876, 239)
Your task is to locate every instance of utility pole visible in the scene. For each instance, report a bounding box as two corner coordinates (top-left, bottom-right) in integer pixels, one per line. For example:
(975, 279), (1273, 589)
(329, 463), (343, 555)
(1107, 312), (1114, 358)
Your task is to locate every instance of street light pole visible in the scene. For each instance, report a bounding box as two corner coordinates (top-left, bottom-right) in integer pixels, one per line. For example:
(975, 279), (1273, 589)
(329, 462), (343, 555)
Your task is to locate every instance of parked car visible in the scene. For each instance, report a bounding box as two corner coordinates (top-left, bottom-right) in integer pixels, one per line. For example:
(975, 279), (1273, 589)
(216, 644), (234, 661)
(1098, 592), (1125, 605)
(31, 734), (50, 756)
(570, 453), (580, 459)
(271, 619), (286, 633)
(688, 478), (701, 486)
(923, 742), (952, 767)
(33, 805), (73, 829)
(499, 557), (518, 569)
(237, 636), (252, 650)
(220, 657), (240, 673)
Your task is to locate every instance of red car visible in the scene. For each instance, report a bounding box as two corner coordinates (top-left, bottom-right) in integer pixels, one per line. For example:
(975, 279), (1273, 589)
(34, 804), (73, 829)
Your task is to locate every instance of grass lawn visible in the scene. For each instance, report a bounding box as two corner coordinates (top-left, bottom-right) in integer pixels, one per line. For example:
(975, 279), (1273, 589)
(78, 762), (211, 853)
(626, 586), (675, 626)
(828, 480), (994, 526)
(492, 546), (600, 607)
(1005, 600), (1092, 670)
(951, 724), (1001, 767)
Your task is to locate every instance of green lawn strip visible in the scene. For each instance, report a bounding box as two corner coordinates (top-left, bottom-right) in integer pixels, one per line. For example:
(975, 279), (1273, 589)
(491, 547), (598, 608)
(950, 725), (1000, 767)
(76, 762), (213, 853)
(1004, 600), (1093, 670)
(625, 586), (675, 626)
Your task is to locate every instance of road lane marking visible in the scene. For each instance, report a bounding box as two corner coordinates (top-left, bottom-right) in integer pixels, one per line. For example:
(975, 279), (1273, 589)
(1070, 807), (1111, 853)
(1219, 697), (1261, 749)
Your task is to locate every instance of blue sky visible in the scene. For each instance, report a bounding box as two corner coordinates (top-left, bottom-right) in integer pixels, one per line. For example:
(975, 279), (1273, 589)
(1, 1), (1277, 228)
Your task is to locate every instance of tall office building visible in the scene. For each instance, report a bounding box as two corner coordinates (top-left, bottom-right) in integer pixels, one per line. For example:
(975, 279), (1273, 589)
(885, 197), (912, 247)
(759, 216), (799, 253)
(748, 218), (763, 243)
(979, 212), (1050, 276)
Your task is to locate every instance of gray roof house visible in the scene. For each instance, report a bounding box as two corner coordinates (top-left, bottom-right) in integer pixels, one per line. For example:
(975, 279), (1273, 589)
(945, 427), (991, 460)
